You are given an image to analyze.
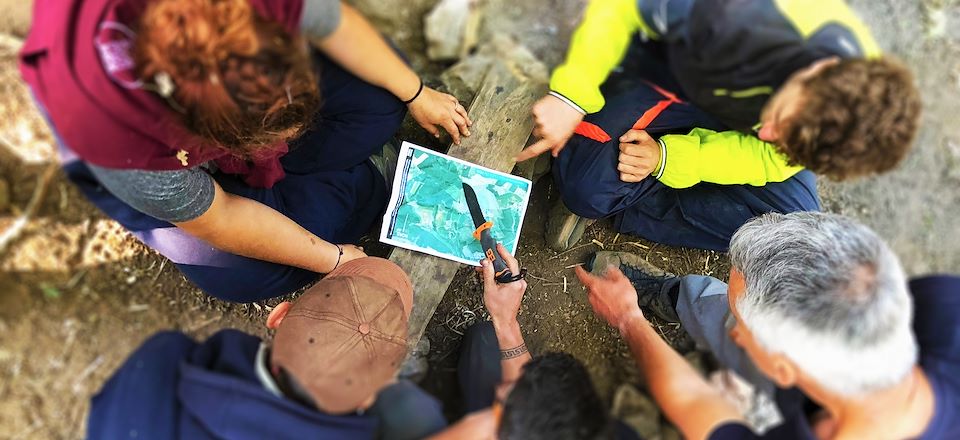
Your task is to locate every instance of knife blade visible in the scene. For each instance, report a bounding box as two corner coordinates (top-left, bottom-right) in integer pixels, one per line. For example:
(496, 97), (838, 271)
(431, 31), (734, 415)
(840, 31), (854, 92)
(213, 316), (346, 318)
(461, 182), (512, 282)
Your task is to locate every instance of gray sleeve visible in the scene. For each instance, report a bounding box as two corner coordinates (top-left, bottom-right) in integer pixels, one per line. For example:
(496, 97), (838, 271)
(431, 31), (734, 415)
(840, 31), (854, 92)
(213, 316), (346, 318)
(300, 0), (342, 40)
(87, 164), (216, 223)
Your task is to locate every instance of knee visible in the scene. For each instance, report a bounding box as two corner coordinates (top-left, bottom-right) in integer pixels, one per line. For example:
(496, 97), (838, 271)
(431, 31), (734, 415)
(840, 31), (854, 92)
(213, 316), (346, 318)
(555, 171), (623, 219)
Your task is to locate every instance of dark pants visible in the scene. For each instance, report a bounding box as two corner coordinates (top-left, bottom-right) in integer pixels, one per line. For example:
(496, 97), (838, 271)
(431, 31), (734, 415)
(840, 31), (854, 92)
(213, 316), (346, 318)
(57, 51), (403, 302)
(370, 381), (448, 440)
(553, 82), (821, 251)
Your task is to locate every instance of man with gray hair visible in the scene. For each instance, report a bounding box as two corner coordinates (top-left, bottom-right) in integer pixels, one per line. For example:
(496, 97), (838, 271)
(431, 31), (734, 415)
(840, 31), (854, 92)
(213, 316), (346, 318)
(575, 212), (959, 439)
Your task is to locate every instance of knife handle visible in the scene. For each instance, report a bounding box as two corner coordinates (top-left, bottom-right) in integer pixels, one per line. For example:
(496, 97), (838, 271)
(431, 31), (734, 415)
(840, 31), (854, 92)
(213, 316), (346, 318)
(478, 228), (511, 281)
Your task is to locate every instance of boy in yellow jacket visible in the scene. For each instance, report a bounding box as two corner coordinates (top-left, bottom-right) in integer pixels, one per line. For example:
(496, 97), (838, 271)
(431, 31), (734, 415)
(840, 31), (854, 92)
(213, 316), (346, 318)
(520, 0), (921, 251)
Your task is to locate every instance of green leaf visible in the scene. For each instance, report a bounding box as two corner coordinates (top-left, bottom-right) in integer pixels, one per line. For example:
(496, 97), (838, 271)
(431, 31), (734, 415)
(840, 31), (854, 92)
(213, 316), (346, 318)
(40, 283), (61, 299)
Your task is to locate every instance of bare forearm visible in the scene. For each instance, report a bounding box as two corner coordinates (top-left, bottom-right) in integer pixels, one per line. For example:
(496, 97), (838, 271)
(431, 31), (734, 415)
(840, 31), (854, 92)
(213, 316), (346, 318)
(620, 315), (743, 439)
(493, 318), (532, 385)
(316, 3), (420, 101)
(177, 191), (339, 274)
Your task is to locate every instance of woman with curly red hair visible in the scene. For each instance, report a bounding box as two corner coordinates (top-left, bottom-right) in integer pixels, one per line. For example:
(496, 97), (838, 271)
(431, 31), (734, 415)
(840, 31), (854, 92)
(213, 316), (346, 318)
(20, 0), (471, 301)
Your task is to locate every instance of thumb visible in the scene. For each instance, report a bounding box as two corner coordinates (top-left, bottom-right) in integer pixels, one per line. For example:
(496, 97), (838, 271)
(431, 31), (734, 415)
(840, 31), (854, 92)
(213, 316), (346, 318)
(619, 129), (651, 143)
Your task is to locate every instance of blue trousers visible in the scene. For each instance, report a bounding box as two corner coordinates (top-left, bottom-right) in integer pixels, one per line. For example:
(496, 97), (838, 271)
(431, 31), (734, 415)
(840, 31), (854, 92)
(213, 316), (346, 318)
(553, 81), (821, 251)
(57, 51), (403, 302)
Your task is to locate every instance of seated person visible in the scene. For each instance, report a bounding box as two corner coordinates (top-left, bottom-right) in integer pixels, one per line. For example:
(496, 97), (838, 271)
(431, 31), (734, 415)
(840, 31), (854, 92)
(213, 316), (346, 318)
(20, 0), (471, 302)
(576, 212), (959, 439)
(518, 0), (920, 251)
(428, 245), (638, 439)
(86, 258), (447, 440)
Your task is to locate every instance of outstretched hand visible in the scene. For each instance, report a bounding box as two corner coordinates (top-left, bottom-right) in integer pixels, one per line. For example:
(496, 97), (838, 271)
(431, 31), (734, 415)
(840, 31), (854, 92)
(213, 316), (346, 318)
(408, 87), (472, 145)
(516, 94), (584, 162)
(574, 265), (646, 332)
(480, 243), (527, 324)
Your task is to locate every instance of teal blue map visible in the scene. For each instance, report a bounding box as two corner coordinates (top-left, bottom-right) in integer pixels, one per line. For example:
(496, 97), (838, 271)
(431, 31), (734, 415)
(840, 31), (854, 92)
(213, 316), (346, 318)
(380, 142), (532, 265)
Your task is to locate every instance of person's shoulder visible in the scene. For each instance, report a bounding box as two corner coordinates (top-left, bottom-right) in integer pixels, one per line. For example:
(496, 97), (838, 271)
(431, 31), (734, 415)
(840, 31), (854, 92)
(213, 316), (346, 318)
(910, 275), (960, 356)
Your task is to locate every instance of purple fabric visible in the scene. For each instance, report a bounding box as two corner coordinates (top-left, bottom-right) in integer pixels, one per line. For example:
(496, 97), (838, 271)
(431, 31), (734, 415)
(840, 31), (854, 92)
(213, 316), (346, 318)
(19, 0), (304, 188)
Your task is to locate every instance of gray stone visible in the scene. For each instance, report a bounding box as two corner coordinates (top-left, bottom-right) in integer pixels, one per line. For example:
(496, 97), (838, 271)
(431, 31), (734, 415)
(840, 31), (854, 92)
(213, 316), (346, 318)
(611, 384), (662, 439)
(424, 0), (483, 61)
(399, 335), (431, 383)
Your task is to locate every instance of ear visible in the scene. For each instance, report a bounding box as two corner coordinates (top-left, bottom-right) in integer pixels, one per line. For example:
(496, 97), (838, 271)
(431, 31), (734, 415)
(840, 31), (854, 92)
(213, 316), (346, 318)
(768, 353), (799, 388)
(266, 302), (293, 329)
(800, 56), (841, 80)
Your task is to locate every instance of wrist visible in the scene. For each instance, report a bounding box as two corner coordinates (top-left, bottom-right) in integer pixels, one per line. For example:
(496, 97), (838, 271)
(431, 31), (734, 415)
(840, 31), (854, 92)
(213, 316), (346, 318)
(548, 90), (587, 115)
(653, 138), (667, 179)
(316, 241), (341, 273)
(402, 78), (424, 105)
(617, 310), (648, 336)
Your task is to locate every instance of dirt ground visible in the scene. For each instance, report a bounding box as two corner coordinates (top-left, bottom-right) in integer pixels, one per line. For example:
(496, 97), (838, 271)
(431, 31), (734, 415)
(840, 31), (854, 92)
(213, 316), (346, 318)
(1, 0), (958, 438)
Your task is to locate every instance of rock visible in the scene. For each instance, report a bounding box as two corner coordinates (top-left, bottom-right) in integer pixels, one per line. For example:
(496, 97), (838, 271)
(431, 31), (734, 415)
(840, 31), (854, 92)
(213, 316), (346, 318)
(611, 383), (662, 439)
(398, 336), (431, 383)
(424, 0), (483, 61)
(440, 34), (549, 102)
(707, 369), (783, 434)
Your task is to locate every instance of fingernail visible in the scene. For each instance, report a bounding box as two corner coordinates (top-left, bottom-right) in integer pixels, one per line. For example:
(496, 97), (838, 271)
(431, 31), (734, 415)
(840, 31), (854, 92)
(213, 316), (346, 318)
(435, 134), (440, 138)
(465, 130), (471, 136)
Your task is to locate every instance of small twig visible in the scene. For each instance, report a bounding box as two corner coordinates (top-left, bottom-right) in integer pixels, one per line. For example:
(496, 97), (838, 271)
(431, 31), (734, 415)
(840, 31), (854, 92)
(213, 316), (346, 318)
(563, 276), (568, 293)
(152, 259), (168, 282)
(623, 242), (649, 250)
(72, 356), (105, 393)
(525, 272), (550, 282)
(0, 163), (58, 255)
(612, 233), (620, 245)
(564, 263), (585, 269)
(590, 239), (605, 249)
(186, 315), (221, 332)
(65, 270), (88, 290)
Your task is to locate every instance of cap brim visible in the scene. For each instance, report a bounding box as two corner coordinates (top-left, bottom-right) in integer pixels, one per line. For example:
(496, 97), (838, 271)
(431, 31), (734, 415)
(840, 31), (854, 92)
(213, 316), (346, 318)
(327, 257), (413, 317)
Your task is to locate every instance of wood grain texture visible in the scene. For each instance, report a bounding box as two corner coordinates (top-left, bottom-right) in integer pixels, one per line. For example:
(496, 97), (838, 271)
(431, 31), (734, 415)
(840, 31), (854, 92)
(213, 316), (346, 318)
(390, 59), (544, 345)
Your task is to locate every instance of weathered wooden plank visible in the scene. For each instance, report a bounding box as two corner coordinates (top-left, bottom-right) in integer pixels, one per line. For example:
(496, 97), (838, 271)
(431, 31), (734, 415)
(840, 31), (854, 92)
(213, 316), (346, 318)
(390, 59), (544, 345)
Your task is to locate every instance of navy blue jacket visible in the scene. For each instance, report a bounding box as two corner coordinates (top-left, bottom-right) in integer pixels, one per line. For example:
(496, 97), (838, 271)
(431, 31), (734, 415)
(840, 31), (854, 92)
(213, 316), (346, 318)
(87, 330), (379, 440)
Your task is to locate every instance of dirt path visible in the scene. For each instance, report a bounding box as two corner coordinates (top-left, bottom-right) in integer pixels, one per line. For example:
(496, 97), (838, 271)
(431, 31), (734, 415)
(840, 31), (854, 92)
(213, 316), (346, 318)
(1, 0), (958, 438)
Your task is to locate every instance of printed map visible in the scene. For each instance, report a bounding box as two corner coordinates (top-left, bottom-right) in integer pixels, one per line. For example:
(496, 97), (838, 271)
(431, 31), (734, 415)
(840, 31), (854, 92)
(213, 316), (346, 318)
(380, 142), (532, 266)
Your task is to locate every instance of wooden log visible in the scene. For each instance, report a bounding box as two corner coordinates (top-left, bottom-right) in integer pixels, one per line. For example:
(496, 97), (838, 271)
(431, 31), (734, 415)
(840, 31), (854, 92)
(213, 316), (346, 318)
(390, 59), (544, 346)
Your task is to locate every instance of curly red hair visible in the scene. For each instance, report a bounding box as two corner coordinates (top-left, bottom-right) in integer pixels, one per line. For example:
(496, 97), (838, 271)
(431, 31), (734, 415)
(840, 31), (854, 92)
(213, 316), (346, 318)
(134, 0), (319, 157)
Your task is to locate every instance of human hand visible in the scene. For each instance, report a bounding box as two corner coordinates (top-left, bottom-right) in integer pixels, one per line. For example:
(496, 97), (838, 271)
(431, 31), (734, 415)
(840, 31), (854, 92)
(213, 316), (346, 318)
(574, 265), (646, 332)
(618, 130), (661, 183)
(408, 86), (472, 145)
(516, 94), (584, 162)
(480, 243), (527, 325)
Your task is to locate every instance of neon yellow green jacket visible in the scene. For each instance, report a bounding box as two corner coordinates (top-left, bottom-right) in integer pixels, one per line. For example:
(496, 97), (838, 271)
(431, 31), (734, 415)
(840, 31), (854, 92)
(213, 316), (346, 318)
(550, 0), (880, 188)
(654, 129), (804, 189)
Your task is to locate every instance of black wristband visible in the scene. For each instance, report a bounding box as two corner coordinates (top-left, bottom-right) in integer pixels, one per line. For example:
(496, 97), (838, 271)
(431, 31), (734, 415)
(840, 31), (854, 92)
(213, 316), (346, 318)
(402, 78), (424, 105)
(332, 244), (344, 272)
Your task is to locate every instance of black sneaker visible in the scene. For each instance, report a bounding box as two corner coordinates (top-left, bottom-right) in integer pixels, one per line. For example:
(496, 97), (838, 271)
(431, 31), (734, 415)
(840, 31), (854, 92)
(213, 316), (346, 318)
(585, 251), (680, 323)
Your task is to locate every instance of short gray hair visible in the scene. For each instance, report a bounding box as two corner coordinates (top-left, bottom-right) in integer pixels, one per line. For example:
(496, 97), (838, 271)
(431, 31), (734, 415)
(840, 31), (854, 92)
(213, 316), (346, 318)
(729, 212), (916, 396)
